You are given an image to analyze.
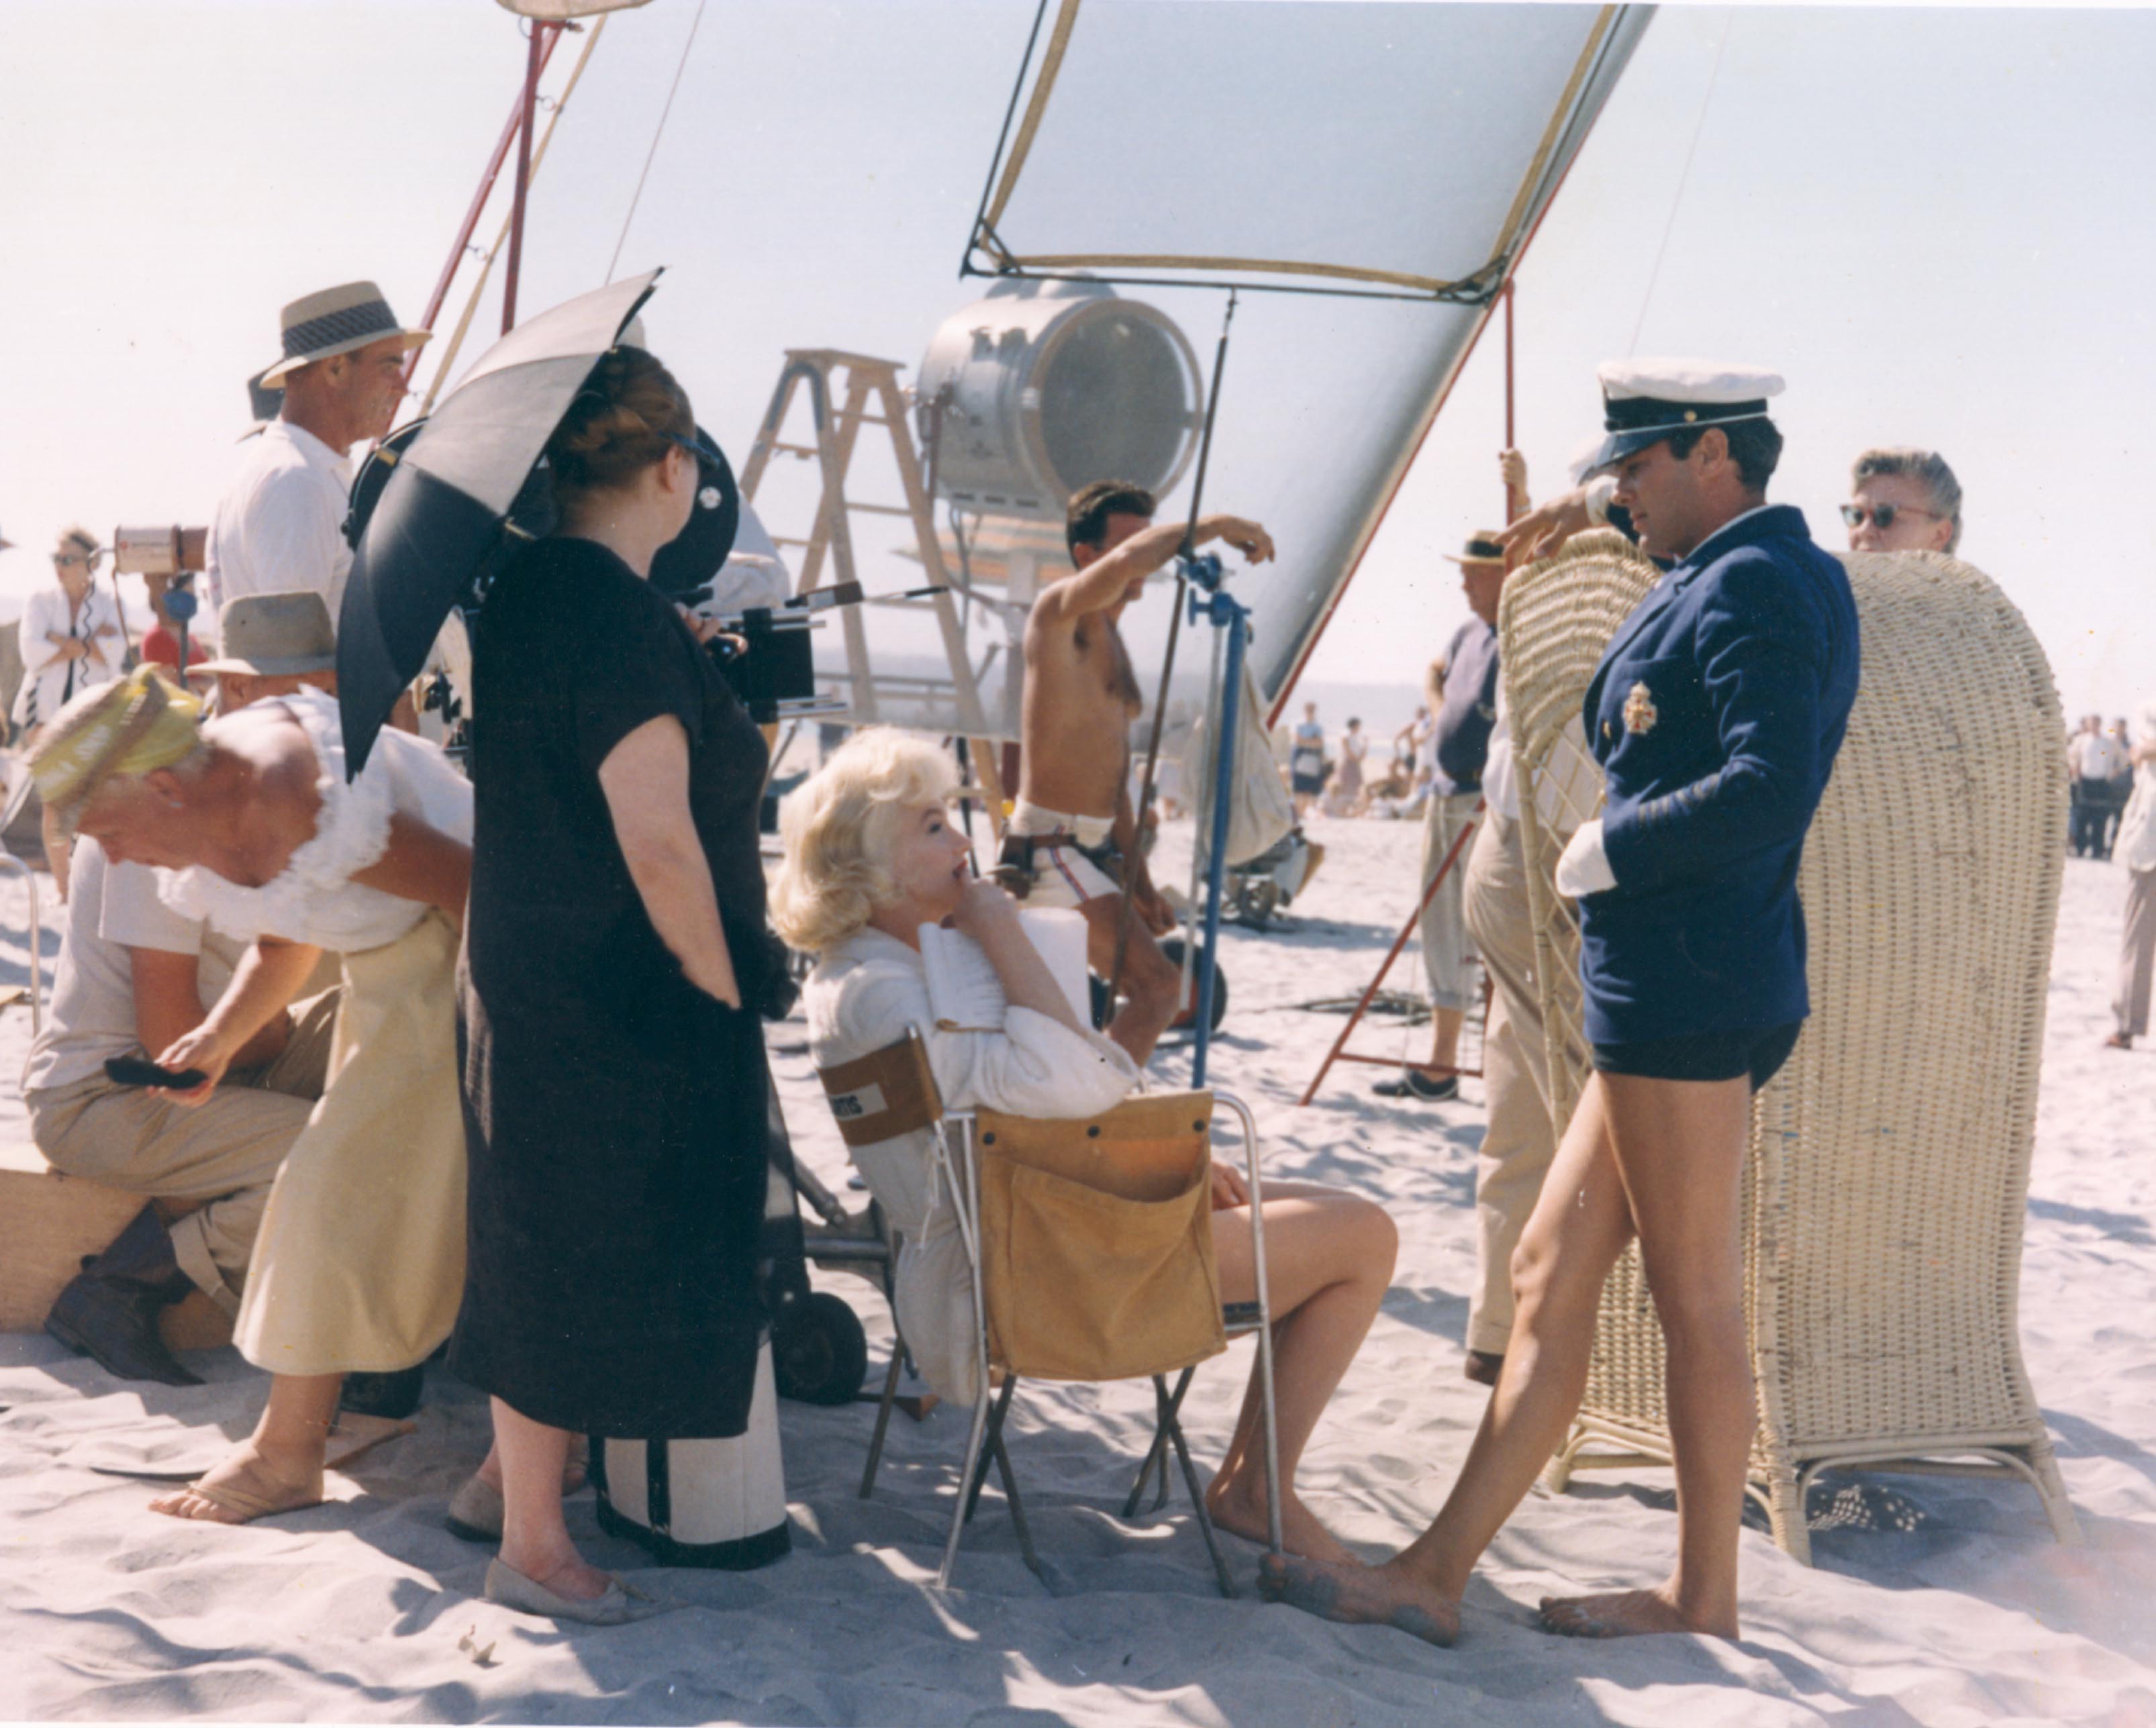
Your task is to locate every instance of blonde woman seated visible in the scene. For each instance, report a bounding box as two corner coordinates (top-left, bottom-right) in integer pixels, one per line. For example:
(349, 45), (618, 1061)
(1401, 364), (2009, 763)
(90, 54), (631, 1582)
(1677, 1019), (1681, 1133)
(772, 729), (1398, 1566)
(31, 666), (472, 1523)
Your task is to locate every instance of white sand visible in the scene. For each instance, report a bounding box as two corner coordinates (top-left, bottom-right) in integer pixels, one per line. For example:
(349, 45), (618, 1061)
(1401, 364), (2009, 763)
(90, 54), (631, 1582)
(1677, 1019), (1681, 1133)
(1, 820), (2152, 1725)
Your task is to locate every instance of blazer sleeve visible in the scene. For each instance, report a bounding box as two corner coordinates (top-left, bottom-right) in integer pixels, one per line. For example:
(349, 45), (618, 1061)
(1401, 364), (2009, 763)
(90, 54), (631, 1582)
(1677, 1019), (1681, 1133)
(1600, 552), (1832, 895)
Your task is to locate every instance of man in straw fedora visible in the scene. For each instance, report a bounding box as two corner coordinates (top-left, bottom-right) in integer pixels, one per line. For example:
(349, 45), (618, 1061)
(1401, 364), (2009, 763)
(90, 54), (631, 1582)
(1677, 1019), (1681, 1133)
(205, 281), (429, 626)
(25, 656), (340, 1386)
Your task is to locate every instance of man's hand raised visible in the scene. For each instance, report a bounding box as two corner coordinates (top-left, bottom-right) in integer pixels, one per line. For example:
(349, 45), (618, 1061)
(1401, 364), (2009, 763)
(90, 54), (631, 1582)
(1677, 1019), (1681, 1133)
(1498, 487), (1594, 563)
(1199, 515), (1275, 565)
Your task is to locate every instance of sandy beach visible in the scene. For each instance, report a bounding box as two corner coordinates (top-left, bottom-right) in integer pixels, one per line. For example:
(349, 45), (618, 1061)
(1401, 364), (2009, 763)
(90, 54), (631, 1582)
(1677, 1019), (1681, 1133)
(1, 813), (2151, 1726)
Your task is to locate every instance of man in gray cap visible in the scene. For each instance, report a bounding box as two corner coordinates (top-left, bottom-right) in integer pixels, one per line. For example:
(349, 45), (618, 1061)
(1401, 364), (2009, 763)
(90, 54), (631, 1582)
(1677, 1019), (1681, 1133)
(30, 593), (345, 1385)
(185, 590), (340, 712)
(205, 281), (429, 625)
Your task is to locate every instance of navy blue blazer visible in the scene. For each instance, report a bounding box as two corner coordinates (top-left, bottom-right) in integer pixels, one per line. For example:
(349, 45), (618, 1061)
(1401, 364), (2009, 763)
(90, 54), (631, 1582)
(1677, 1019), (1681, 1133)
(1576, 504), (1860, 1046)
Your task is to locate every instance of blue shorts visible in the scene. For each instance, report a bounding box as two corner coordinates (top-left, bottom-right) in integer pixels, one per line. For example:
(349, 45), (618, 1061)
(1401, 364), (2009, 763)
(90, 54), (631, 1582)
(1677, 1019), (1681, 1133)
(1591, 1021), (1802, 1092)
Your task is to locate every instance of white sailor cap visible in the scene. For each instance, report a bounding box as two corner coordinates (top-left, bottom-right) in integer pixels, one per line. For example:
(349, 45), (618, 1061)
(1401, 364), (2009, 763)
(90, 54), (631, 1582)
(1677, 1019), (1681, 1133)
(1592, 359), (1785, 468)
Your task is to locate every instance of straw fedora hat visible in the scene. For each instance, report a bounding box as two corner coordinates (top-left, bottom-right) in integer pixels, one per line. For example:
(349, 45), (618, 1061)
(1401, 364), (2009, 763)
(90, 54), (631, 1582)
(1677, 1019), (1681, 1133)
(260, 281), (430, 388)
(185, 592), (338, 680)
(1441, 531), (1507, 568)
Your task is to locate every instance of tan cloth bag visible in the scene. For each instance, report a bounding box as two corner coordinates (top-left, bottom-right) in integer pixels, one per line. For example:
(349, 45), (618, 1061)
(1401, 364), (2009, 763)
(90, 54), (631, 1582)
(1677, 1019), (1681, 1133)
(975, 1090), (1226, 1382)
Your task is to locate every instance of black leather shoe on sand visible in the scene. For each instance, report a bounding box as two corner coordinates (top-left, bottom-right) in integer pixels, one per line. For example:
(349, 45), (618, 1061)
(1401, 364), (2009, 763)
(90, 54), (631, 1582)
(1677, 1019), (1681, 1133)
(1372, 1070), (1460, 1103)
(44, 1205), (203, 1386)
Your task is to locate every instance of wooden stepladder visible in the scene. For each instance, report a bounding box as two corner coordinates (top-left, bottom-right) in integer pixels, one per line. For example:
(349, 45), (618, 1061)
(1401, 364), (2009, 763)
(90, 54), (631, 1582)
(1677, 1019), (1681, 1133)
(738, 350), (1007, 821)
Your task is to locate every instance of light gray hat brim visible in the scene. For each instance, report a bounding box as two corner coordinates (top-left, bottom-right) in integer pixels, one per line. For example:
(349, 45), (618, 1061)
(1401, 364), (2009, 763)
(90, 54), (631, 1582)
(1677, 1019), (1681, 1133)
(184, 656), (336, 681)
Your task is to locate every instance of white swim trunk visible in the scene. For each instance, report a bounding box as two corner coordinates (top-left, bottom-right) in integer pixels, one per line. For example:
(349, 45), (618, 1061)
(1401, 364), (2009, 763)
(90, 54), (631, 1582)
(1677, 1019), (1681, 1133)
(1002, 801), (1121, 909)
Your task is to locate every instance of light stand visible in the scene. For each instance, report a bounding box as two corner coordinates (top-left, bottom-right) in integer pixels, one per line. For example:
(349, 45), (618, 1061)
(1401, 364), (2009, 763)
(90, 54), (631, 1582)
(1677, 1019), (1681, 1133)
(1181, 549), (1248, 1089)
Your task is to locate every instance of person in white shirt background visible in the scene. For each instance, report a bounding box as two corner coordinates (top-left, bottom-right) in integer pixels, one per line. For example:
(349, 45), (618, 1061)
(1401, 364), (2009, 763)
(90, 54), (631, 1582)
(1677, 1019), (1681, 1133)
(15, 526), (126, 899)
(2107, 697), (2156, 1051)
(205, 281), (428, 626)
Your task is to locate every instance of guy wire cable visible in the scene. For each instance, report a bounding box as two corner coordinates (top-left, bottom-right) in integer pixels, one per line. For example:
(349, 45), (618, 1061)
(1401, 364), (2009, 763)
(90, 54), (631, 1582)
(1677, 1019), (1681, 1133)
(1106, 288), (1238, 1015)
(607, 0), (710, 285)
(1627, 7), (1732, 354)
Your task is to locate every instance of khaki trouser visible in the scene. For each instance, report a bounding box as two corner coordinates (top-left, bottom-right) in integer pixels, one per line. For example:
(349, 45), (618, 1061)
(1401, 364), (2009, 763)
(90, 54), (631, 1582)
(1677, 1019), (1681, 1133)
(1418, 791), (1483, 1012)
(1459, 811), (1584, 1356)
(2119, 865), (2156, 1039)
(26, 990), (342, 1317)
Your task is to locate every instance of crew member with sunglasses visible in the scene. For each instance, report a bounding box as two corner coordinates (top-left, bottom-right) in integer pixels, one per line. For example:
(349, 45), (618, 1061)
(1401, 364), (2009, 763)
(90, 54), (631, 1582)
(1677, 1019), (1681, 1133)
(15, 527), (126, 898)
(1842, 447), (1963, 555)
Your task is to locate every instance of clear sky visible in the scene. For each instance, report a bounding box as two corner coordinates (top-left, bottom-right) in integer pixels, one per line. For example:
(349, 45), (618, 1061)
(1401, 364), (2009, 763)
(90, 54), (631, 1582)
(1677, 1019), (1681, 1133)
(1, 0), (2149, 723)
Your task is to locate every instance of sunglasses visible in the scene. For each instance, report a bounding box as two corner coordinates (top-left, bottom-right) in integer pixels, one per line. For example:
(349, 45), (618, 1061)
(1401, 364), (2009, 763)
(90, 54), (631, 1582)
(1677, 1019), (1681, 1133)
(52, 553), (90, 568)
(1840, 502), (1942, 531)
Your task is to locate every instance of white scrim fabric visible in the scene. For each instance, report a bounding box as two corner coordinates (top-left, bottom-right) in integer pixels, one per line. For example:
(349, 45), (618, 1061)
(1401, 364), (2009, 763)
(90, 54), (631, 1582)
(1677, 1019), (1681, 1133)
(981, 3), (1636, 296)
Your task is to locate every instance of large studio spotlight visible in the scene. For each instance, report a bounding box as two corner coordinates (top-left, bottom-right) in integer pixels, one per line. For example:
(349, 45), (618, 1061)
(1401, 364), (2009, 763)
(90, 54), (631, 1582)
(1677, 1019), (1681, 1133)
(917, 280), (1202, 521)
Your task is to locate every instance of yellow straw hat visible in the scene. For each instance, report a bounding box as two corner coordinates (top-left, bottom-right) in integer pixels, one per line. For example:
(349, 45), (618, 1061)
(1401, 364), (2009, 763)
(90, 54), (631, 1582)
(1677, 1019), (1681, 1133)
(28, 666), (205, 831)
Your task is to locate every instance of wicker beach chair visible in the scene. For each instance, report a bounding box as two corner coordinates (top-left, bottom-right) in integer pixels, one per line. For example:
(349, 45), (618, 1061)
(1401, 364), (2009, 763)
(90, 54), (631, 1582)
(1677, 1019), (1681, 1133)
(1502, 537), (2080, 1564)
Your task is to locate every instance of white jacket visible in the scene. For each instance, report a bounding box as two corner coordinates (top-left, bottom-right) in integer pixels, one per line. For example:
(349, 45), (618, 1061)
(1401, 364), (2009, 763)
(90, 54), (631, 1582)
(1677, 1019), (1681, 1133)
(803, 926), (1138, 1403)
(2118, 697), (2156, 874)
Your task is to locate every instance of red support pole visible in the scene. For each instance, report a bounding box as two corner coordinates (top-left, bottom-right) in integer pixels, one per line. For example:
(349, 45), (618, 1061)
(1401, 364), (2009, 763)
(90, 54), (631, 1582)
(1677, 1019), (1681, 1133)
(403, 24), (564, 386)
(501, 21), (551, 336)
(1297, 800), (1483, 1107)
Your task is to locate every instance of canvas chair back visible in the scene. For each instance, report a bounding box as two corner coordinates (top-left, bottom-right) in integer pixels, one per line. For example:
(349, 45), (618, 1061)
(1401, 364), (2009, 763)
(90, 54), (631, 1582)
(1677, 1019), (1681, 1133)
(974, 1090), (1227, 1383)
(816, 1028), (944, 1150)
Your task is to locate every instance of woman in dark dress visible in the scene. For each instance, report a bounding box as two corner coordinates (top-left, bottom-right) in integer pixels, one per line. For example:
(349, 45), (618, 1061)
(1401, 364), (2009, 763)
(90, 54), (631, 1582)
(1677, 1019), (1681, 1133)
(448, 347), (773, 1623)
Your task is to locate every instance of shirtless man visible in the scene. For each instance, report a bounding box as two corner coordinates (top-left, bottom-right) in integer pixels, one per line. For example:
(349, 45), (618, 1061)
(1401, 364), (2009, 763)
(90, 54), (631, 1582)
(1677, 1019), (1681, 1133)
(1003, 480), (1275, 1064)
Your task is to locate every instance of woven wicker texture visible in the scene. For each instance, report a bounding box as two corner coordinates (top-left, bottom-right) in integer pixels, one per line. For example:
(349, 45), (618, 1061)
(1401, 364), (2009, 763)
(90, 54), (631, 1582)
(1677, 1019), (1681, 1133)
(1502, 542), (2079, 1562)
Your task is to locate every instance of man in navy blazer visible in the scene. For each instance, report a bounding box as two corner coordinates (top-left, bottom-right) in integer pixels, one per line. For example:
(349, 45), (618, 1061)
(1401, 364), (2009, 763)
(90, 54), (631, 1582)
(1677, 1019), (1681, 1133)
(1555, 365), (1862, 1053)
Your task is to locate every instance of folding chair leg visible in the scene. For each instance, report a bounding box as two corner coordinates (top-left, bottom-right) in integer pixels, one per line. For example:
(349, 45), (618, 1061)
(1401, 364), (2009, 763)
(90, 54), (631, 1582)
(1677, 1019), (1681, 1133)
(990, 1428), (1044, 1580)
(859, 1347), (906, 1500)
(1164, 1405), (1237, 1599)
(939, 1379), (996, 1590)
(965, 1374), (1020, 1523)
(1125, 1369), (1196, 1518)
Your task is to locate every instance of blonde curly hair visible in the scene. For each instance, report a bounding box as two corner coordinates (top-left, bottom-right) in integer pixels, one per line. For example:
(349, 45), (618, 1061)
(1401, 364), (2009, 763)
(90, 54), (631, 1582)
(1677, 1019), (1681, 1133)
(769, 728), (961, 954)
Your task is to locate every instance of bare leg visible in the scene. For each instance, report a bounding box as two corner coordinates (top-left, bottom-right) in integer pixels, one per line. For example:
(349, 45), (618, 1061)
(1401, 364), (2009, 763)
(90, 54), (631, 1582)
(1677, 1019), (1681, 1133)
(1426, 1007), (1463, 1076)
(473, 1434), (587, 1494)
(492, 1397), (610, 1602)
(1079, 895), (1180, 1065)
(1259, 1080), (1636, 1643)
(1539, 1070), (1752, 1640)
(150, 1372), (340, 1523)
(1206, 1182), (1398, 1566)
(41, 806), (70, 905)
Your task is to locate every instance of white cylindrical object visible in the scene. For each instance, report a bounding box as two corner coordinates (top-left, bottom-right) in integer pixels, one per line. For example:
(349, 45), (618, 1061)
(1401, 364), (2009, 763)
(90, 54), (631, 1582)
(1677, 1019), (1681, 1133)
(591, 1340), (789, 1569)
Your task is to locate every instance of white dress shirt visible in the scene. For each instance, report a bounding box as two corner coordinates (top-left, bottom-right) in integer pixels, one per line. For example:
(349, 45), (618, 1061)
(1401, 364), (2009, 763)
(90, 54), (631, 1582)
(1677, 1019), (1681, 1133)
(205, 421), (354, 623)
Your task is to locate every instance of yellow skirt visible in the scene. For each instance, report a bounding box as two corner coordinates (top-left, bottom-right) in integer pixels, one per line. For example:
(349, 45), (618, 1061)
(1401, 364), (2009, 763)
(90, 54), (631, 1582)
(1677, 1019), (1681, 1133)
(234, 913), (465, 1376)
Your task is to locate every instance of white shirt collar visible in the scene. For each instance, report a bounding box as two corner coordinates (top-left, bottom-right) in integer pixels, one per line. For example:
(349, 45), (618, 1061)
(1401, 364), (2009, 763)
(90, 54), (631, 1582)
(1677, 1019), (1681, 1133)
(273, 418), (351, 472)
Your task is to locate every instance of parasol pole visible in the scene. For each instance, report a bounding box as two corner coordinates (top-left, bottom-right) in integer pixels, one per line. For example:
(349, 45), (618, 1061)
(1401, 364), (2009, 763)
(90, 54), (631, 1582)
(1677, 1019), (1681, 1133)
(501, 21), (554, 336)
(1106, 290), (1237, 1019)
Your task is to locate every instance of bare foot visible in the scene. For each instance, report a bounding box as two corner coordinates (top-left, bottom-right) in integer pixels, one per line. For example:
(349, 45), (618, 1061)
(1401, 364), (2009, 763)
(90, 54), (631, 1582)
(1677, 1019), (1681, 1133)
(1538, 1584), (1736, 1640)
(1258, 1552), (1459, 1647)
(1206, 1476), (1359, 1568)
(149, 1443), (323, 1525)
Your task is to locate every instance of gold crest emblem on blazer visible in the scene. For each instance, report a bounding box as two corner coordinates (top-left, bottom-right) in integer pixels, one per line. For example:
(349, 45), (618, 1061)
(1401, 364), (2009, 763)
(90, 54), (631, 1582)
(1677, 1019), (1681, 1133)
(1622, 681), (1659, 735)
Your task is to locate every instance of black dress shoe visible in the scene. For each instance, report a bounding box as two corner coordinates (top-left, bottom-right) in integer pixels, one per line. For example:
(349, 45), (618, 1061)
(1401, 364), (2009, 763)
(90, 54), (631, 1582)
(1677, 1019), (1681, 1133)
(340, 1364), (426, 1420)
(1464, 1350), (1504, 1386)
(44, 1205), (203, 1386)
(1372, 1070), (1460, 1103)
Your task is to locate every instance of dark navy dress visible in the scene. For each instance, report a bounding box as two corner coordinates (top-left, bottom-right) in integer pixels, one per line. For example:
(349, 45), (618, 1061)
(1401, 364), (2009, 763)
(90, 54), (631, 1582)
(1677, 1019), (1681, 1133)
(450, 537), (774, 1439)
(1575, 505), (1861, 1051)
